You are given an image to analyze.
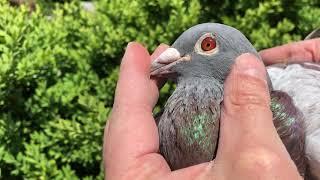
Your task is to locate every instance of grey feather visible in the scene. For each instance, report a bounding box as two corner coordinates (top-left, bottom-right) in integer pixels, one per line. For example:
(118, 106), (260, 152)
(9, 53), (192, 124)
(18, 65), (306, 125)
(158, 78), (222, 169)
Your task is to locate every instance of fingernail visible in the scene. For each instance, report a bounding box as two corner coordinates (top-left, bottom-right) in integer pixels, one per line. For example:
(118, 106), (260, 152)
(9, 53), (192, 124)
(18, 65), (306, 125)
(235, 53), (266, 80)
(127, 42), (134, 48)
(123, 42), (134, 60)
(159, 43), (169, 48)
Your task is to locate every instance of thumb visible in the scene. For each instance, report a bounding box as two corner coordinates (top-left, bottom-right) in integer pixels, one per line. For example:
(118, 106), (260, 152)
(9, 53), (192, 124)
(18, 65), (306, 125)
(214, 53), (300, 179)
(220, 53), (274, 146)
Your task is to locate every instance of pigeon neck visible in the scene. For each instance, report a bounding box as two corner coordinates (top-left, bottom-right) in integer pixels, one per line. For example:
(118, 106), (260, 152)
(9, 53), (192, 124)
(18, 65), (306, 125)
(176, 77), (224, 101)
(177, 76), (222, 85)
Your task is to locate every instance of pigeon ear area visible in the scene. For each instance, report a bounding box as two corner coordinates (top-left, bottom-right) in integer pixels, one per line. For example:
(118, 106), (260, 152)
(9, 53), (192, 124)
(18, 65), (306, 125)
(194, 33), (219, 56)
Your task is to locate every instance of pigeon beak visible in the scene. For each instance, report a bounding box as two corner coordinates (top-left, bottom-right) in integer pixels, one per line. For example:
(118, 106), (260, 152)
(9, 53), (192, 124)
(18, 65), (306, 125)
(150, 47), (191, 77)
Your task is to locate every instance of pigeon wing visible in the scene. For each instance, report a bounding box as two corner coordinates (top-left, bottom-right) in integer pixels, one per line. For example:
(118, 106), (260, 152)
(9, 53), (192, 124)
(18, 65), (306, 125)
(268, 63), (320, 179)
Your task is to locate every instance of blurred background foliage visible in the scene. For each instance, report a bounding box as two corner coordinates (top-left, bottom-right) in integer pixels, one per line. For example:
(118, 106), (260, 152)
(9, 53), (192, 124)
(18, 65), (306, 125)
(0, 0), (319, 178)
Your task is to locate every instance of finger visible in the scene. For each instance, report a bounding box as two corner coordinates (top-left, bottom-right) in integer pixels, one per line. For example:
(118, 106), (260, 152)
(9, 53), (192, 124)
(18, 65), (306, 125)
(105, 42), (162, 176)
(167, 162), (212, 180)
(259, 38), (320, 65)
(216, 53), (300, 178)
(102, 119), (110, 168)
(150, 44), (169, 89)
(221, 53), (273, 143)
(114, 42), (158, 109)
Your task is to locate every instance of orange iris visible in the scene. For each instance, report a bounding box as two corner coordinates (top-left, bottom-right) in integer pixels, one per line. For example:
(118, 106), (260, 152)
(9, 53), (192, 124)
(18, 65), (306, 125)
(201, 37), (216, 51)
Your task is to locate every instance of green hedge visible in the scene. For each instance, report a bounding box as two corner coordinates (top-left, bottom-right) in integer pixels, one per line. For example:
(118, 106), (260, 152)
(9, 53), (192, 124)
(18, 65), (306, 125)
(0, 0), (319, 179)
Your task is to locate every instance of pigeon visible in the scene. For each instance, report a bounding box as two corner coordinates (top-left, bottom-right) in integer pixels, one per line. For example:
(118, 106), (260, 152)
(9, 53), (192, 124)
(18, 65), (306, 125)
(150, 23), (320, 179)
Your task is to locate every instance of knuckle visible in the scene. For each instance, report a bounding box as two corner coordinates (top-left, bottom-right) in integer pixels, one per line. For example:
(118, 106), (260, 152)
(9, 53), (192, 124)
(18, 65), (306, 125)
(312, 38), (320, 62)
(227, 74), (269, 108)
(234, 147), (282, 174)
(121, 154), (168, 180)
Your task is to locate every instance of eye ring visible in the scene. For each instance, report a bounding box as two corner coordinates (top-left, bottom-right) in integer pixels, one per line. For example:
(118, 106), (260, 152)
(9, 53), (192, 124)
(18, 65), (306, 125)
(195, 33), (218, 55)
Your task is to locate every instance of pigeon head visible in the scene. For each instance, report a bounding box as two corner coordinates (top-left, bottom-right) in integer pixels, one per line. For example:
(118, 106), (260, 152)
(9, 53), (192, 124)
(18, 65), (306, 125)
(151, 23), (260, 83)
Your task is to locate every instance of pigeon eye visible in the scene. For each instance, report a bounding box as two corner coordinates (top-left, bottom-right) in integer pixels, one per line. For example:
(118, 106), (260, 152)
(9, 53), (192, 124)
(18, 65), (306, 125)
(201, 37), (216, 51)
(195, 33), (218, 55)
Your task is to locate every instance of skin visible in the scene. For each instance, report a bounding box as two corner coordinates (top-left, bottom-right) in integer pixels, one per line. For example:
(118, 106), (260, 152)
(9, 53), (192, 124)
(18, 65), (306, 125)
(104, 38), (320, 180)
(260, 38), (320, 65)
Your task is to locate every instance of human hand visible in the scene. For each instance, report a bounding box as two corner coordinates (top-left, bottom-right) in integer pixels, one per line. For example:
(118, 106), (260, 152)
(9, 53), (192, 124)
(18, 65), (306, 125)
(259, 38), (320, 65)
(103, 42), (301, 180)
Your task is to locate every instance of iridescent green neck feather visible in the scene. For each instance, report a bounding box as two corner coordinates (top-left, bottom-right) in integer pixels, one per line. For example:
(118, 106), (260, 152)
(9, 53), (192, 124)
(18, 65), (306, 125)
(157, 78), (223, 170)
